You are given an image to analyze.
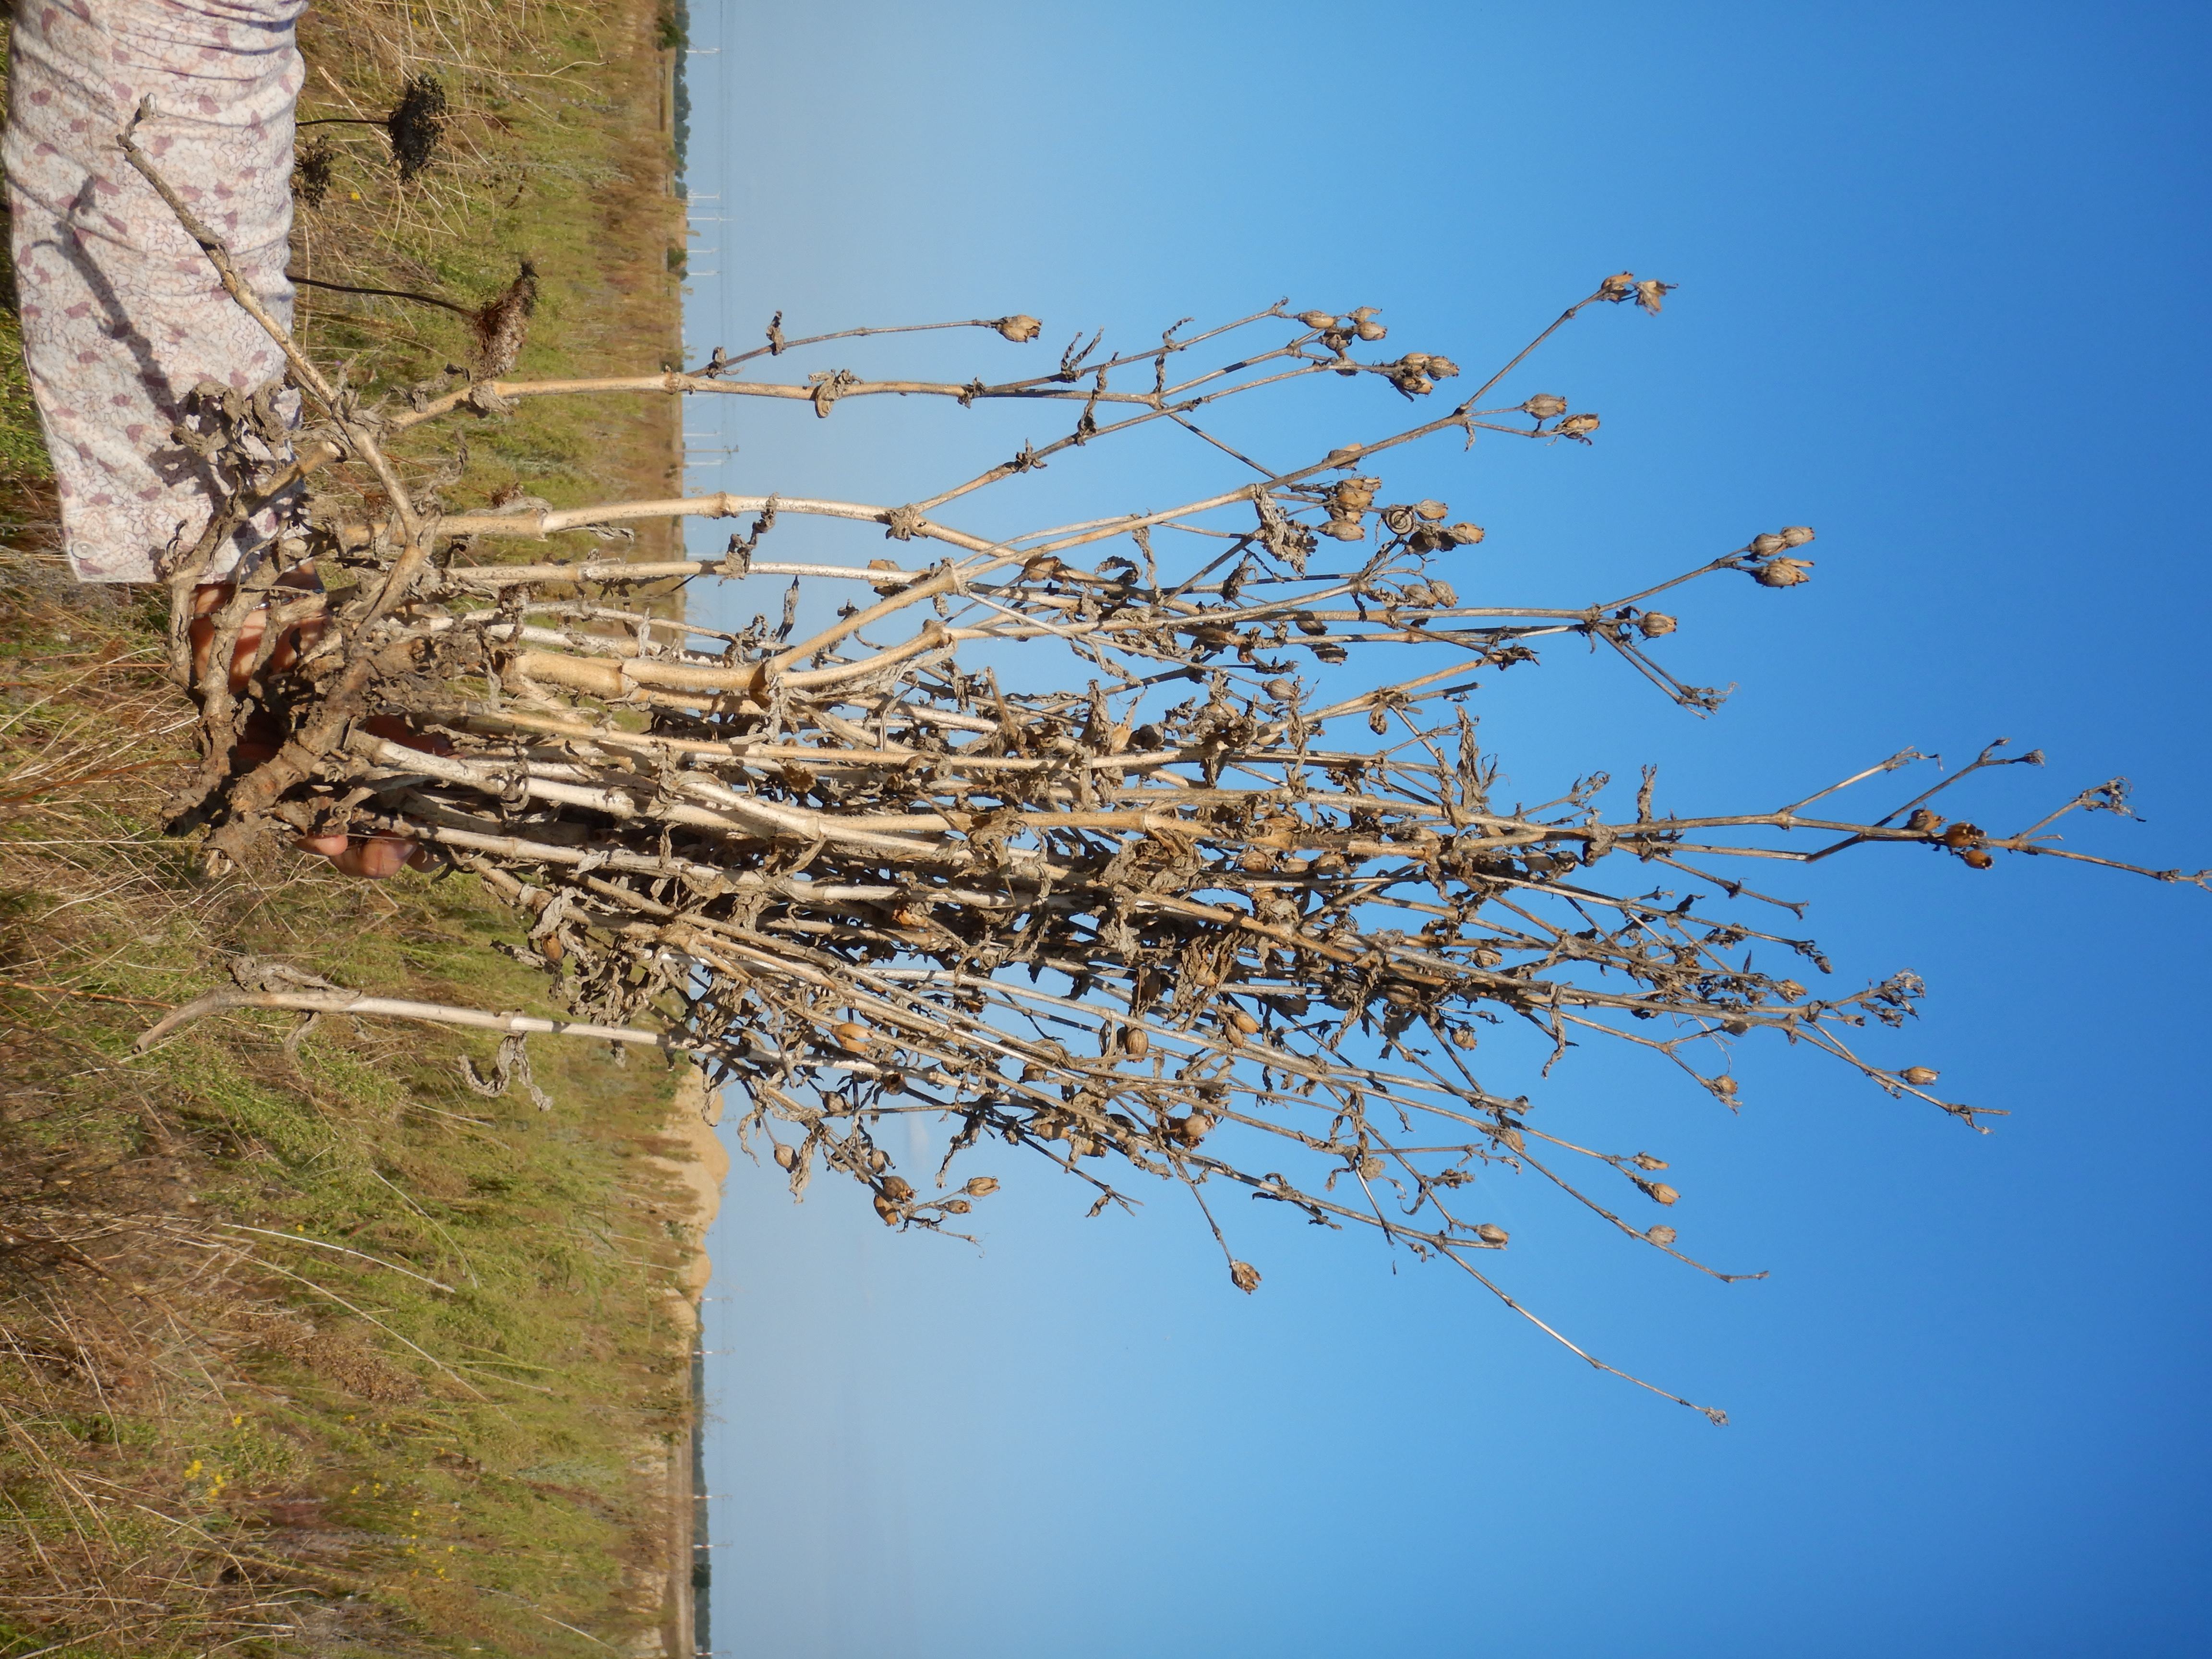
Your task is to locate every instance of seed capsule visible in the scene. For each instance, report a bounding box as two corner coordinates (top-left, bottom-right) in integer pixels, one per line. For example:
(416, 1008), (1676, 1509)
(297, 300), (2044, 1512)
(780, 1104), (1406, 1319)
(1474, 1223), (1509, 1245)
(1451, 1028), (1479, 1051)
(831, 1021), (871, 1053)
(1414, 498), (1449, 521)
(1901, 1066), (1941, 1086)
(1319, 518), (1366, 541)
(941, 1198), (972, 1214)
(880, 1175), (914, 1201)
(1643, 1180), (1680, 1206)
(1752, 557), (1811, 587)
(1710, 1075), (1739, 1098)
(1123, 1027), (1150, 1060)
(1229, 1260), (1262, 1293)
(1645, 1225), (1678, 1247)
(1556, 412), (1601, 437)
(1446, 523), (1487, 546)
(1750, 532), (1787, 556)
(1426, 356), (1460, 378)
(1637, 611), (1677, 637)
(1175, 1111), (1215, 1146)
(964, 1176), (1001, 1197)
(868, 1148), (889, 1172)
(1632, 1152), (1669, 1171)
(1779, 525), (1816, 547)
(1521, 393), (1567, 419)
(872, 1195), (902, 1225)
(1961, 848), (1995, 869)
(1295, 613), (1329, 636)
(773, 1143), (799, 1171)
(995, 314), (1043, 342)
(1295, 311), (1339, 329)
(1228, 1009), (1260, 1035)
(1355, 319), (1388, 341)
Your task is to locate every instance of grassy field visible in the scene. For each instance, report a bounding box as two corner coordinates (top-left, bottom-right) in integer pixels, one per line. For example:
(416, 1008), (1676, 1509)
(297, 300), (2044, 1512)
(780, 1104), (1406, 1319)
(0, 5), (712, 1656)
(289, 0), (687, 554)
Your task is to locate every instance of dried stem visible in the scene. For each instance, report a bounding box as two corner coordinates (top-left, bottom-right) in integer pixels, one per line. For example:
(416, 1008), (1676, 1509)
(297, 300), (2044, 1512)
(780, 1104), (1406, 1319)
(125, 197), (2202, 1420)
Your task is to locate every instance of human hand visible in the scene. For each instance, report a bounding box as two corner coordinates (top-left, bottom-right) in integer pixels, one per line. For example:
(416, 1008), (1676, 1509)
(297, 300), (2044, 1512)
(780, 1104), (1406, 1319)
(190, 577), (435, 878)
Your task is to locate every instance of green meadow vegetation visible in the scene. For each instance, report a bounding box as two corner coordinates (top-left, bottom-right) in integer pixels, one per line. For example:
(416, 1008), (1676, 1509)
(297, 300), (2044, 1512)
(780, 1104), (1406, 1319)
(1, 4), (709, 1654)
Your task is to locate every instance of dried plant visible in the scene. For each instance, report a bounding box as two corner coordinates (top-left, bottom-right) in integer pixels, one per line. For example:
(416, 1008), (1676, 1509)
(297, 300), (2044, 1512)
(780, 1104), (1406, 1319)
(470, 256), (538, 377)
(292, 133), (338, 208)
(384, 74), (448, 182)
(295, 71), (448, 184)
(120, 114), (2202, 1419)
(282, 255), (540, 381)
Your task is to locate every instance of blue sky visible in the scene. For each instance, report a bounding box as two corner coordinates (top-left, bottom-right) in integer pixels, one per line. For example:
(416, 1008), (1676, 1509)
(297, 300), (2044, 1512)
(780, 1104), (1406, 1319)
(675, 4), (2212, 1654)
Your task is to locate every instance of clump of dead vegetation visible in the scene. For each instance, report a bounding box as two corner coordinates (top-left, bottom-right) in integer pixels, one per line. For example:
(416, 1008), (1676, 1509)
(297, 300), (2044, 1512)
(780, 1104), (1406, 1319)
(129, 102), (2209, 1426)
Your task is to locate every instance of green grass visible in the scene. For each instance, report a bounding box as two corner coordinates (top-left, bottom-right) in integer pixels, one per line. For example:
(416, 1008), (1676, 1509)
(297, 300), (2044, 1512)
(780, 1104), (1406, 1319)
(0, 592), (709, 1650)
(0, 2), (702, 1652)
(292, 0), (686, 556)
(0, 192), (51, 488)
(0, 304), (48, 486)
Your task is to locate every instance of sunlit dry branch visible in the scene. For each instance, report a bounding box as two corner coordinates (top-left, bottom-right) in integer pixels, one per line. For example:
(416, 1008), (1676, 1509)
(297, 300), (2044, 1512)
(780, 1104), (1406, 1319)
(122, 126), (2203, 1421)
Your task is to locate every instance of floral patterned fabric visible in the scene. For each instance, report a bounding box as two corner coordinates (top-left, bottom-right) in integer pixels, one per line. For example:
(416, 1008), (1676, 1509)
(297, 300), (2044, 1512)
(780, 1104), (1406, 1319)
(6, 0), (306, 581)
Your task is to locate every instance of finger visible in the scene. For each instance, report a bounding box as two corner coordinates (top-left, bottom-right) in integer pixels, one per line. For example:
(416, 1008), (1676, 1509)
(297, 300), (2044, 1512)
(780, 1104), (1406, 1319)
(267, 578), (329, 675)
(335, 836), (416, 880)
(298, 831), (419, 879)
(192, 581), (330, 690)
(188, 593), (221, 685)
(359, 713), (456, 757)
(270, 608), (326, 674)
(225, 612), (268, 693)
(188, 603), (269, 694)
